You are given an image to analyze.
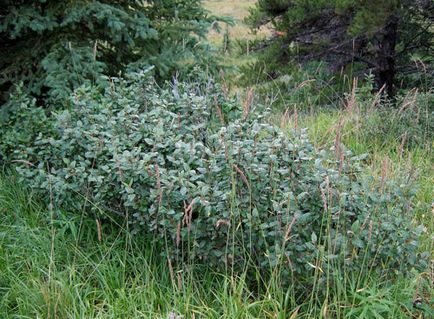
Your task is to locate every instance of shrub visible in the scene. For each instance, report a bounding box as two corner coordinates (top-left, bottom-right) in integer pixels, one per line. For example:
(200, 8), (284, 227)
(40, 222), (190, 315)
(1, 71), (428, 291)
(0, 84), (51, 165)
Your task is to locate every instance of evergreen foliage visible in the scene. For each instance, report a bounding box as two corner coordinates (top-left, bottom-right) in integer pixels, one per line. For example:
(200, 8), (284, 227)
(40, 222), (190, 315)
(0, 0), (215, 105)
(247, 0), (434, 95)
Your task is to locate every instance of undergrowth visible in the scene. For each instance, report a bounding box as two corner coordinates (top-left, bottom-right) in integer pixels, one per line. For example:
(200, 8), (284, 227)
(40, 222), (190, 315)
(0, 174), (432, 318)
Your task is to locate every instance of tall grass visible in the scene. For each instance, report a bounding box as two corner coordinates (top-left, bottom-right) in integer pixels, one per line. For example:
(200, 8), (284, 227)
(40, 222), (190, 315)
(1, 169), (432, 318)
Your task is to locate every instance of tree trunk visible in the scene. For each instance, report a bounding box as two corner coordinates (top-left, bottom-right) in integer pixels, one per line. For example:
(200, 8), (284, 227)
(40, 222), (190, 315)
(372, 16), (399, 97)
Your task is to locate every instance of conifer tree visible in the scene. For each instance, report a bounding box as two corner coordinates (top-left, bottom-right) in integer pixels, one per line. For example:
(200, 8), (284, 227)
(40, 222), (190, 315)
(248, 0), (434, 95)
(0, 0), (214, 104)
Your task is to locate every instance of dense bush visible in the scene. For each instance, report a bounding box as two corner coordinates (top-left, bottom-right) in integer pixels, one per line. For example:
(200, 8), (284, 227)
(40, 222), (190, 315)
(0, 72), (427, 290)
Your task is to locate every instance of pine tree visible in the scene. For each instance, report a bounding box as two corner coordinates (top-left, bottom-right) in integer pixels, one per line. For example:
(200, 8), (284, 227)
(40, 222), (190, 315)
(0, 0), (214, 105)
(248, 0), (434, 95)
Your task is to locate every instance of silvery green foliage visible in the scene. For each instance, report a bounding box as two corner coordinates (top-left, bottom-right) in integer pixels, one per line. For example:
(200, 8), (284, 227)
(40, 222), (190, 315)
(4, 72), (427, 287)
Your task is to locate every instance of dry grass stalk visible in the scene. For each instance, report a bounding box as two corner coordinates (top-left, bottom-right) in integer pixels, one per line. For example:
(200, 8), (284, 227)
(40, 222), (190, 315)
(293, 106), (299, 131)
(214, 96), (225, 125)
(320, 176), (331, 211)
(219, 70), (229, 100)
(398, 89), (418, 114)
(167, 256), (176, 289)
(346, 77), (358, 114)
(398, 132), (408, 158)
(325, 175), (332, 200)
(243, 87), (254, 120)
(368, 220), (373, 241)
(320, 186), (328, 212)
(176, 222), (181, 247)
(380, 157), (389, 193)
(216, 219), (230, 228)
(334, 118), (345, 175)
(11, 159), (36, 167)
(182, 199), (196, 232)
(96, 219), (102, 242)
(295, 79), (315, 90)
(284, 215), (298, 242)
(280, 108), (291, 128)
(369, 84), (386, 112)
(334, 118), (343, 158)
(338, 151), (345, 177)
(322, 303), (329, 319)
(233, 164), (250, 188)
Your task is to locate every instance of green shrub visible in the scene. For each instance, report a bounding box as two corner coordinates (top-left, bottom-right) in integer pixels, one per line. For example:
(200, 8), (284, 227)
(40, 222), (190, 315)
(1, 71), (428, 291)
(0, 84), (51, 165)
